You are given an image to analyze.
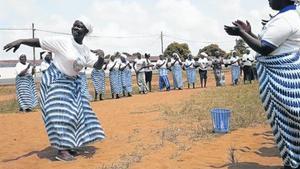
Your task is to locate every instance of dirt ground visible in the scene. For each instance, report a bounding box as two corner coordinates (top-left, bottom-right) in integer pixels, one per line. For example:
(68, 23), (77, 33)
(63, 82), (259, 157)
(0, 71), (282, 169)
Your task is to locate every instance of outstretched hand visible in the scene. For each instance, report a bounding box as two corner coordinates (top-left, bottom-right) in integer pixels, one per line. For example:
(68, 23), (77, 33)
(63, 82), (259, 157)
(224, 25), (241, 36)
(3, 40), (22, 52)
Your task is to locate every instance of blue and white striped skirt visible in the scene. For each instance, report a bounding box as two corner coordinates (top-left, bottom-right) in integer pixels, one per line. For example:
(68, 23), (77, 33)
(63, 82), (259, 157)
(91, 69), (105, 94)
(186, 68), (196, 84)
(79, 72), (93, 101)
(109, 70), (122, 95)
(257, 52), (300, 168)
(40, 64), (105, 150)
(172, 65), (183, 89)
(15, 75), (38, 110)
(121, 68), (132, 93)
(231, 65), (240, 84)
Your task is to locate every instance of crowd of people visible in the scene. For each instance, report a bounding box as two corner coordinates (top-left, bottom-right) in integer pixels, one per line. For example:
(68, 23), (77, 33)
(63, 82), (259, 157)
(14, 48), (258, 108)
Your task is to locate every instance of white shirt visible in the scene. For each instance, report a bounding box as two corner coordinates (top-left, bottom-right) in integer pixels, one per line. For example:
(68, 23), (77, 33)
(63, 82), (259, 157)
(40, 37), (97, 77)
(107, 60), (119, 71)
(197, 58), (209, 70)
(259, 7), (300, 55)
(242, 54), (254, 66)
(40, 61), (50, 72)
(144, 58), (153, 72)
(134, 58), (146, 72)
(184, 59), (195, 69)
(15, 62), (32, 76)
(156, 59), (167, 69)
(229, 56), (239, 66)
(170, 58), (182, 67)
(120, 61), (131, 70)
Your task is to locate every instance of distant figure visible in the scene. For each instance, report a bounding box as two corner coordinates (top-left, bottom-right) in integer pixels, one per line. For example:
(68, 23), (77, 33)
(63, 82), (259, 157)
(133, 53), (148, 94)
(91, 64), (106, 101)
(184, 54), (196, 89)
(15, 54), (38, 112)
(107, 54), (121, 99)
(40, 51), (52, 73)
(197, 52), (209, 88)
(242, 49), (254, 84)
(229, 51), (241, 86)
(156, 55), (170, 91)
(170, 53), (183, 90)
(144, 53), (154, 92)
(212, 51), (225, 87)
(119, 54), (132, 97)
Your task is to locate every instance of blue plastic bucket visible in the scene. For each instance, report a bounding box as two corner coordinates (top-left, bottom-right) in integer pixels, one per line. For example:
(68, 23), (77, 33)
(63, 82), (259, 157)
(210, 108), (231, 133)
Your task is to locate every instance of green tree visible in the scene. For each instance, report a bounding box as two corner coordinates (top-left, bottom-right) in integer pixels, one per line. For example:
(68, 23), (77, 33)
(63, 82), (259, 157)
(234, 39), (248, 56)
(198, 44), (227, 58)
(164, 42), (191, 60)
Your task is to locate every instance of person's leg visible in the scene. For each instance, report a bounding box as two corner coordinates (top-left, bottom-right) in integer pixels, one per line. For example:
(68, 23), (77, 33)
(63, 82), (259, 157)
(99, 94), (103, 100)
(94, 91), (98, 101)
(137, 73), (143, 93)
(141, 73), (148, 93)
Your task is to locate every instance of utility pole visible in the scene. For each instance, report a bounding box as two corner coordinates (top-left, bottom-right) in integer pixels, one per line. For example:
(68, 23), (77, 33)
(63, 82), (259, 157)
(160, 31), (164, 54)
(32, 23), (36, 65)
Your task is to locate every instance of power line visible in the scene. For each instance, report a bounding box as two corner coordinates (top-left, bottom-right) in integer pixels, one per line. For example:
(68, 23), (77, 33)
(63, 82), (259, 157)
(0, 28), (31, 31)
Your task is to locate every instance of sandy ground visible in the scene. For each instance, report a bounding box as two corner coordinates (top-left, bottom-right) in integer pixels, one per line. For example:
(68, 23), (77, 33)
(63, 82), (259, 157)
(0, 71), (282, 169)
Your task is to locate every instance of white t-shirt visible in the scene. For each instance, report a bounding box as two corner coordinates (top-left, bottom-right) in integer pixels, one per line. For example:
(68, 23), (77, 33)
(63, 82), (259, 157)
(170, 58), (182, 66)
(107, 60), (119, 71)
(242, 54), (254, 66)
(144, 58), (153, 72)
(156, 59), (167, 69)
(134, 58), (146, 72)
(229, 56), (239, 66)
(15, 62), (32, 75)
(39, 37), (97, 77)
(120, 61), (131, 70)
(40, 61), (50, 72)
(259, 7), (300, 55)
(198, 58), (209, 70)
(184, 59), (195, 69)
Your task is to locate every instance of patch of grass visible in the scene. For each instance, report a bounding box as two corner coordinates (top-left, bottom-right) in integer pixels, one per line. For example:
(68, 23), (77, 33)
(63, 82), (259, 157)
(162, 83), (266, 141)
(0, 85), (16, 95)
(0, 98), (19, 113)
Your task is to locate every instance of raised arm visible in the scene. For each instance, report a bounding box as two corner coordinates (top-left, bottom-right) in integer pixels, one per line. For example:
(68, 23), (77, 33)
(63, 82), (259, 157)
(4, 38), (41, 53)
(224, 20), (274, 55)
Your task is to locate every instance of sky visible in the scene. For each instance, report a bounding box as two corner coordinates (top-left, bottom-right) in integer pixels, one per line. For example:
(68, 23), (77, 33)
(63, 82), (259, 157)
(0, 0), (274, 60)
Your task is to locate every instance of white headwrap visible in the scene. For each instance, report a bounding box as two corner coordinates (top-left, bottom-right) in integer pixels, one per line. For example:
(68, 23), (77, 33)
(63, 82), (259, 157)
(121, 53), (127, 59)
(172, 53), (179, 58)
(78, 16), (93, 35)
(200, 52), (208, 57)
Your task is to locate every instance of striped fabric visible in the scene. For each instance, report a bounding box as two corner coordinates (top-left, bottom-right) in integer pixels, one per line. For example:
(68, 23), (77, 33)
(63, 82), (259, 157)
(231, 65), (240, 84)
(257, 52), (300, 168)
(121, 68), (132, 93)
(171, 65), (183, 89)
(159, 75), (170, 91)
(15, 75), (38, 110)
(79, 72), (93, 101)
(186, 67), (196, 84)
(40, 64), (105, 150)
(109, 70), (122, 95)
(91, 69), (105, 95)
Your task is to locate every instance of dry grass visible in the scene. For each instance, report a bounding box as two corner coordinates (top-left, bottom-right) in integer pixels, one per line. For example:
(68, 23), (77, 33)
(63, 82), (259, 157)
(0, 98), (19, 113)
(161, 82), (266, 141)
